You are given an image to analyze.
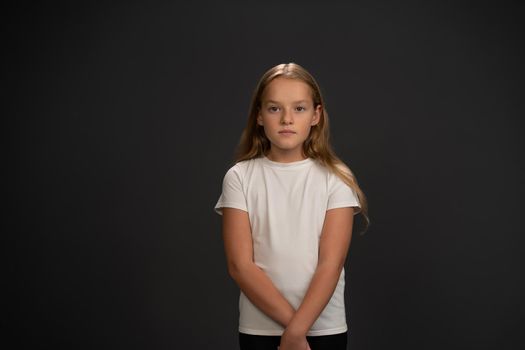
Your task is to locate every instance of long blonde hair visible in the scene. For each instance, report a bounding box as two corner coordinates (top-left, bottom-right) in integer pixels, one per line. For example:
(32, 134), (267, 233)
(233, 63), (370, 234)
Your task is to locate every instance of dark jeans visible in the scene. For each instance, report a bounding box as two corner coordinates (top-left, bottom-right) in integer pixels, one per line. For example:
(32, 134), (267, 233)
(239, 331), (347, 350)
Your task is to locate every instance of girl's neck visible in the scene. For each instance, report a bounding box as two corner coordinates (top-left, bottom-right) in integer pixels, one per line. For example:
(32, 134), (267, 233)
(265, 150), (308, 163)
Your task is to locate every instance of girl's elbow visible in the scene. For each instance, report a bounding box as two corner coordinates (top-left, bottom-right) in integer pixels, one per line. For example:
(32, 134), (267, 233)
(227, 265), (239, 280)
(318, 259), (346, 274)
(227, 260), (251, 281)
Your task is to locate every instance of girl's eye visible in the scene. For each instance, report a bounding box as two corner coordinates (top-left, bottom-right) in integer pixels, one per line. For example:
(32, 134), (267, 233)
(296, 106), (306, 112)
(268, 106), (280, 112)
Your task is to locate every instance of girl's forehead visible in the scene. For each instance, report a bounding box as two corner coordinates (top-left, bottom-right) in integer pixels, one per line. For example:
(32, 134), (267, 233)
(262, 78), (313, 102)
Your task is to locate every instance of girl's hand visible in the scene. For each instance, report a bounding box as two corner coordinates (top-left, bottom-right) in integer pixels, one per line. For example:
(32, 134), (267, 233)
(278, 329), (311, 350)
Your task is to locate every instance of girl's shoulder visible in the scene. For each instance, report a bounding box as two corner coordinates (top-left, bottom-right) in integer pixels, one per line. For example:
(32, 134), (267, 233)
(333, 161), (353, 177)
(222, 157), (262, 178)
(229, 157), (261, 170)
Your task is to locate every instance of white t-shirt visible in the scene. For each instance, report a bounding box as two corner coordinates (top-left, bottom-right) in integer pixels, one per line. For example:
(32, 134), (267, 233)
(214, 155), (361, 336)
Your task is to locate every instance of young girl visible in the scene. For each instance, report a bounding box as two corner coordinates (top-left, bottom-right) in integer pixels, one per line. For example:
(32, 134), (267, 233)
(214, 63), (369, 350)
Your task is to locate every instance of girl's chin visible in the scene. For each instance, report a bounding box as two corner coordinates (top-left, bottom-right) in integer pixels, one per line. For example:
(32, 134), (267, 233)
(269, 138), (305, 147)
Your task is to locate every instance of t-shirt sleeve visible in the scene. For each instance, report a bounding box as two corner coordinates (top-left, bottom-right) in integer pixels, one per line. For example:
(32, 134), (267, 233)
(327, 172), (362, 215)
(214, 165), (248, 216)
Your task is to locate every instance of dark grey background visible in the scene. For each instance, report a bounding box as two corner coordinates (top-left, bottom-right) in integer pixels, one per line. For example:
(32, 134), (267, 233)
(5, 1), (524, 349)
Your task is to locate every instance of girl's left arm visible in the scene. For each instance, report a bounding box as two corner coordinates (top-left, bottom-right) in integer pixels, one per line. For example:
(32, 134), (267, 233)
(279, 207), (354, 349)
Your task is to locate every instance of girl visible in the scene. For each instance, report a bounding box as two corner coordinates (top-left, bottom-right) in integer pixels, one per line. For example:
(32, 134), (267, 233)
(214, 63), (369, 350)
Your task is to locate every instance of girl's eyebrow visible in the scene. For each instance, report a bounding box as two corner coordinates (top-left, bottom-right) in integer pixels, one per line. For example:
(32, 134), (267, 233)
(264, 99), (309, 104)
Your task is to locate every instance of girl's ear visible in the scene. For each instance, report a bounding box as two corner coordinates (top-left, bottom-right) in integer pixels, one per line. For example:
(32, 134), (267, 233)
(257, 113), (263, 125)
(312, 105), (322, 126)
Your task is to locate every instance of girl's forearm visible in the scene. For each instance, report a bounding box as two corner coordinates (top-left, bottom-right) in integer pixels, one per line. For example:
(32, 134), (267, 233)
(285, 263), (342, 336)
(230, 262), (296, 328)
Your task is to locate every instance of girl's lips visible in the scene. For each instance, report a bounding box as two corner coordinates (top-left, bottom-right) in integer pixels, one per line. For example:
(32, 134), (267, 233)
(279, 130), (296, 134)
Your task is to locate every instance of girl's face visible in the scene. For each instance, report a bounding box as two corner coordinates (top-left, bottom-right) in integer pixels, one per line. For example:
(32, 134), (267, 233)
(257, 77), (321, 162)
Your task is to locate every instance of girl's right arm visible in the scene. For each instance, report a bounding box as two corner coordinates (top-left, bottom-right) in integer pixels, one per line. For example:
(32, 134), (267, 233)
(222, 207), (296, 328)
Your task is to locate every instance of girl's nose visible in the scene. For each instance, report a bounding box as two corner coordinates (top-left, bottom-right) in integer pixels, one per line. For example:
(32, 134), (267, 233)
(280, 109), (293, 124)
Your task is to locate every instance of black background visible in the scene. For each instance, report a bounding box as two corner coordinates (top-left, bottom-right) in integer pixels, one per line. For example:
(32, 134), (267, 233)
(5, 1), (524, 349)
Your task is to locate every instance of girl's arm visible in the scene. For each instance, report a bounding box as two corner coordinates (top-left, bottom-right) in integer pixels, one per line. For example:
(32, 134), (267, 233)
(280, 207), (355, 349)
(222, 207), (296, 328)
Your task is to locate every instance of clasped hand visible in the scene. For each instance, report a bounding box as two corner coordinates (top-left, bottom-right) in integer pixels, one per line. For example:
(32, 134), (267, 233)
(278, 329), (311, 350)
